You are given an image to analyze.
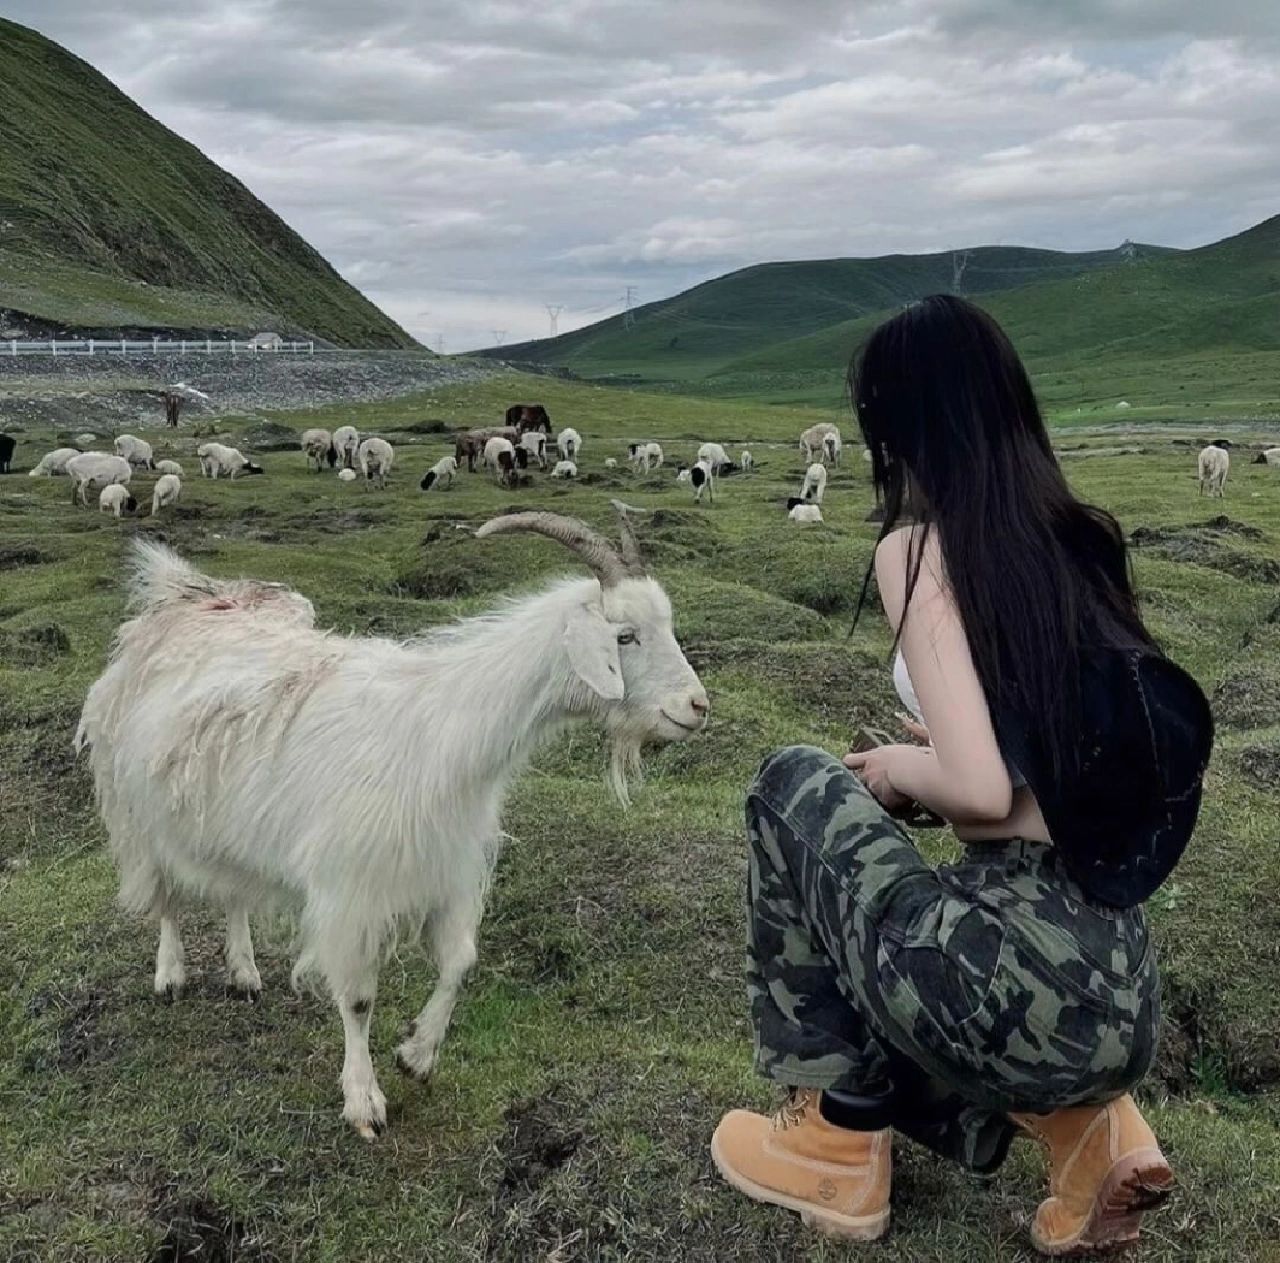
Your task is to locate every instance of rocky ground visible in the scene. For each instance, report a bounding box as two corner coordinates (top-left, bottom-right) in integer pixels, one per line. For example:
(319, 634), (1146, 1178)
(0, 350), (499, 434)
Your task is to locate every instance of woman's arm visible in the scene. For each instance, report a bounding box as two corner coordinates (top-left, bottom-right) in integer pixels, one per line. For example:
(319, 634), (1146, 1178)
(845, 528), (1013, 823)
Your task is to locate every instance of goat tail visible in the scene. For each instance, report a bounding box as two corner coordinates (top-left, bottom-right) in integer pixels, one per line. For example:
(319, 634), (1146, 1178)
(127, 538), (217, 610)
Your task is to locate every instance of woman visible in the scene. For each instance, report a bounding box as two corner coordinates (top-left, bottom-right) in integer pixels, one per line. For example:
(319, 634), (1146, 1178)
(711, 296), (1212, 1255)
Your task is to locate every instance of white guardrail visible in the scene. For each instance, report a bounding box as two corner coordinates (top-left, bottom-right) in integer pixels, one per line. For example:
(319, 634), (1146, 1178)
(5, 338), (315, 356)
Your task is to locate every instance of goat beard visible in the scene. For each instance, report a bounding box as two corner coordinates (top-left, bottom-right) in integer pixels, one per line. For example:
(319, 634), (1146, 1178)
(607, 728), (646, 809)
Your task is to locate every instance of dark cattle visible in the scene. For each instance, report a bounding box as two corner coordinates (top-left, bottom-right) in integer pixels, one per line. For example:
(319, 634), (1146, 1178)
(456, 426), (519, 473)
(0, 433), (14, 474)
(505, 404), (552, 434)
(162, 392), (184, 427)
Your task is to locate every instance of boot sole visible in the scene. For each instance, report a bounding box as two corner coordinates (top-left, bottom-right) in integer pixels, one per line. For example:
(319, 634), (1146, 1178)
(1033, 1148), (1175, 1257)
(710, 1131), (890, 1241)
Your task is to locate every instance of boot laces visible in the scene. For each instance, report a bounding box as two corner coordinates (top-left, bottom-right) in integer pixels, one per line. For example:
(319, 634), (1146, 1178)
(771, 1090), (814, 1131)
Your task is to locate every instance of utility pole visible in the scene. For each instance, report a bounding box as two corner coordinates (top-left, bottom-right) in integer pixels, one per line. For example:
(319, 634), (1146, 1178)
(623, 285), (637, 331)
(491, 329), (508, 346)
(951, 250), (971, 295)
(435, 331), (446, 353)
(544, 304), (563, 338)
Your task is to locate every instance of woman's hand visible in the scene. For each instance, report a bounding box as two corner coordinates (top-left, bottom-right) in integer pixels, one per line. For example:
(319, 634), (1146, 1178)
(843, 746), (912, 811)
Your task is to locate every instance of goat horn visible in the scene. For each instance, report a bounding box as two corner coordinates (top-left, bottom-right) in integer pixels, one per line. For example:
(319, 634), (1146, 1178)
(476, 511), (627, 587)
(609, 499), (647, 575)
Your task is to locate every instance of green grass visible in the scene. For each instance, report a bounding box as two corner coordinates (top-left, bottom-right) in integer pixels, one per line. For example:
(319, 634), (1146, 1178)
(0, 19), (414, 347)
(2, 373), (1280, 1260)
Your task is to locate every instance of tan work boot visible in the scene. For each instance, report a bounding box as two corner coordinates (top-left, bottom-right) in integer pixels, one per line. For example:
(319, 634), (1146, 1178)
(711, 1089), (891, 1240)
(1012, 1095), (1175, 1256)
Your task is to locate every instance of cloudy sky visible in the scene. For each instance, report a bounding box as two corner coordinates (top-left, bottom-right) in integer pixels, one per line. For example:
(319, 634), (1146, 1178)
(8, 2), (1280, 349)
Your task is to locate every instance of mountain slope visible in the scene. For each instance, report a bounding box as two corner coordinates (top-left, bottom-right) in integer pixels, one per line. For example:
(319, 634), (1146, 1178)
(481, 242), (1175, 385)
(708, 215), (1280, 410)
(0, 19), (415, 347)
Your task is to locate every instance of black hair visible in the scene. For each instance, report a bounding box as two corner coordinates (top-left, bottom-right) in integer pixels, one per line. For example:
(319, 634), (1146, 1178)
(850, 294), (1157, 777)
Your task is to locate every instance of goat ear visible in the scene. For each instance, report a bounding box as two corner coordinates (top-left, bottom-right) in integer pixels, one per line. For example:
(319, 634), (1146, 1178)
(563, 604), (624, 701)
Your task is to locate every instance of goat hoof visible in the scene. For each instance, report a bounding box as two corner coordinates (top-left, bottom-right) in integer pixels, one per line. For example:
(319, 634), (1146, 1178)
(395, 1046), (434, 1082)
(154, 982), (183, 1003)
(228, 983), (261, 1003)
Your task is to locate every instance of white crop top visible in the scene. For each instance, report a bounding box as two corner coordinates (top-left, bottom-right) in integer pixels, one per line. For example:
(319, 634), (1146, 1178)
(892, 650), (1027, 789)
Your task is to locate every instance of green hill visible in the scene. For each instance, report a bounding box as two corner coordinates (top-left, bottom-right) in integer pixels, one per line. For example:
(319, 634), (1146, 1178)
(480, 242), (1176, 391)
(0, 19), (415, 347)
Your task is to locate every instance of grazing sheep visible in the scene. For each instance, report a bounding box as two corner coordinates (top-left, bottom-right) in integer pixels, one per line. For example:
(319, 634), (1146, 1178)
(740, 450), (754, 474)
(154, 460), (184, 477)
(505, 403), (552, 434)
(551, 460), (577, 479)
(0, 433), (14, 473)
(689, 458), (715, 505)
(697, 442), (729, 473)
(302, 428), (337, 472)
(483, 436), (523, 487)
(358, 438), (395, 489)
(67, 453), (132, 506)
(558, 428), (582, 461)
(75, 510), (708, 1138)
(332, 426), (360, 469)
(822, 431), (843, 465)
(1198, 445), (1229, 498)
(456, 427), (519, 473)
(604, 457), (618, 469)
(151, 474), (181, 515)
(28, 447), (81, 477)
(675, 467), (691, 483)
(197, 443), (263, 480)
(337, 468), (358, 483)
(799, 422), (840, 464)
(99, 484), (138, 517)
(115, 435), (156, 470)
(628, 442), (664, 473)
(800, 461), (828, 504)
(519, 431), (548, 470)
(788, 501), (824, 524)
(420, 455), (458, 492)
(1253, 447), (1280, 467)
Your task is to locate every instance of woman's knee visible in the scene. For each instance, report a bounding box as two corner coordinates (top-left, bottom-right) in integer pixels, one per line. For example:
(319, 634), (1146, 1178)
(749, 744), (844, 812)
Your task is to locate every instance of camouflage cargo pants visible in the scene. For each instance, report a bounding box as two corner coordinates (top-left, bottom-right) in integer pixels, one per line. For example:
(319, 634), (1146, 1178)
(747, 745), (1160, 1173)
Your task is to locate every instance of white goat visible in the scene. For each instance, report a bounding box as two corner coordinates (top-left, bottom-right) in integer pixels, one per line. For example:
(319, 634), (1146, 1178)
(338, 468), (358, 483)
(557, 428), (582, 461)
(151, 474), (181, 515)
(67, 453), (131, 506)
(822, 431), (843, 465)
(99, 484), (138, 517)
(420, 455), (458, 492)
(740, 450), (754, 474)
(1198, 445), (1229, 498)
(114, 435), (155, 470)
(551, 460), (577, 479)
(197, 443), (263, 480)
(789, 503), (824, 525)
(358, 438), (395, 489)
(801, 461), (828, 504)
(688, 458), (715, 504)
(302, 428), (336, 472)
(29, 447), (81, 477)
(483, 436), (522, 486)
(154, 460), (184, 477)
(697, 442), (729, 473)
(76, 511), (708, 1139)
(519, 431), (548, 470)
(628, 442), (664, 473)
(332, 425), (360, 469)
(799, 422), (840, 465)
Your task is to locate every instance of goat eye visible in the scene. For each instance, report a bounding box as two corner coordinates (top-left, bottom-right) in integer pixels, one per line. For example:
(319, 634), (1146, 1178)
(617, 630), (638, 646)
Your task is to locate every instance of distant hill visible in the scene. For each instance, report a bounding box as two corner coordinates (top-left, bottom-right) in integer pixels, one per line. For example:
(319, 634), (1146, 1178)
(478, 242), (1176, 393)
(0, 19), (415, 347)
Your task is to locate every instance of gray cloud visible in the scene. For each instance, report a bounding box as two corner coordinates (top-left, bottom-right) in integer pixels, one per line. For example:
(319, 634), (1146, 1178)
(6, 2), (1279, 348)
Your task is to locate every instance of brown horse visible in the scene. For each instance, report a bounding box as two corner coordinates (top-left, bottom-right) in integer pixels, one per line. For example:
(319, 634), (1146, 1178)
(504, 404), (552, 434)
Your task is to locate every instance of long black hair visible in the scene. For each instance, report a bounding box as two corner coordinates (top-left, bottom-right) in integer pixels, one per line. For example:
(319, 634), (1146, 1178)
(850, 294), (1157, 778)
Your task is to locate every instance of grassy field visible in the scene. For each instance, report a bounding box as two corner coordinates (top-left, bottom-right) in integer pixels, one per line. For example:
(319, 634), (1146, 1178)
(2, 373), (1279, 1261)
(0, 19), (414, 347)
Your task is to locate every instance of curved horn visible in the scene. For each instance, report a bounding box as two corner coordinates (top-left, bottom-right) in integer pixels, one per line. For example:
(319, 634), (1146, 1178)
(609, 499), (647, 575)
(476, 511), (626, 587)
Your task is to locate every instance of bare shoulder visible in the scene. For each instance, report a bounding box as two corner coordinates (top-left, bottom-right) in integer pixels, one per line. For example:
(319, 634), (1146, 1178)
(874, 524), (938, 574)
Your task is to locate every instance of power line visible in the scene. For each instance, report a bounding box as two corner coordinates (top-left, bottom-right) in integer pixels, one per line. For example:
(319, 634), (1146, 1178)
(491, 329), (508, 346)
(623, 285), (637, 331)
(544, 304), (564, 337)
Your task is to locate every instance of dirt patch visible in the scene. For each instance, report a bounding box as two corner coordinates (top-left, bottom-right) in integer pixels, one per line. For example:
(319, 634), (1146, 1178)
(389, 418), (450, 434)
(1199, 514), (1264, 540)
(241, 421), (300, 452)
(1211, 672), (1279, 730)
(25, 986), (112, 1071)
(1130, 523), (1280, 585)
(1239, 745), (1280, 791)
(0, 543), (55, 567)
(284, 507), (390, 534)
(496, 1094), (583, 1195)
(149, 1195), (276, 1263)
(0, 620), (71, 664)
